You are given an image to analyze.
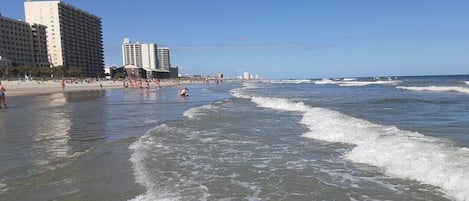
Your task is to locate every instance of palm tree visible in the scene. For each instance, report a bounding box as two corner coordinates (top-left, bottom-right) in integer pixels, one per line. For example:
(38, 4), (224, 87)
(113, 72), (125, 80)
(67, 67), (83, 78)
(51, 66), (64, 78)
(38, 67), (52, 79)
(9, 66), (20, 78)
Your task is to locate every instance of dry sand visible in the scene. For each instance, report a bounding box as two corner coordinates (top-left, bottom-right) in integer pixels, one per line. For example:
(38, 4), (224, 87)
(1, 80), (121, 97)
(1, 79), (193, 97)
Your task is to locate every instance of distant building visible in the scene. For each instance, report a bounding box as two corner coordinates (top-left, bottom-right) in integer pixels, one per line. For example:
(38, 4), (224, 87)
(157, 47), (170, 71)
(104, 65), (126, 80)
(122, 38), (143, 68)
(240, 71), (261, 80)
(122, 38), (160, 78)
(104, 66), (113, 80)
(25, 0), (104, 77)
(124, 65), (145, 79)
(141, 43), (158, 71)
(122, 38), (173, 79)
(0, 14), (48, 67)
(169, 66), (179, 78)
(243, 71), (250, 80)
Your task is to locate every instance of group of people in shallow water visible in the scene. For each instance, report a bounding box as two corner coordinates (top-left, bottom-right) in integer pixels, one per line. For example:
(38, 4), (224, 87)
(0, 77), (224, 110)
(0, 81), (7, 109)
(123, 79), (161, 89)
(122, 78), (189, 97)
(59, 78), (108, 90)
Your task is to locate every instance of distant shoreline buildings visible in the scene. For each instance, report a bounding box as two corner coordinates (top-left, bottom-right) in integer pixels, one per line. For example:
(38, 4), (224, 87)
(238, 71), (261, 80)
(1, 1), (181, 80)
(122, 38), (178, 79)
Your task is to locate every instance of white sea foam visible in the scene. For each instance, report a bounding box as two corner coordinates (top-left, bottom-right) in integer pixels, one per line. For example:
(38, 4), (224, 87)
(465, 81), (469, 85)
(129, 125), (182, 201)
(183, 104), (216, 119)
(397, 86), (469, 94)
(314, 78), (338, 85)
(338, 80), (401, 86)
(230, 85), (252, 99)
(0, 181), (7, 194)
(269, 79), (313, 84)
(314, 79), (401, 86)
(241, 90), (469, 201)
(129, 124), (213, 201)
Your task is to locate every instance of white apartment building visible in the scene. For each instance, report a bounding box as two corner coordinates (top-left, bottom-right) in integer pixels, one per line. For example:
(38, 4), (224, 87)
(24, 0), (104, 77)
(0, 14), (48, 67)
(122, 38), (174, 78)
(122, 38), (142, 68)
(122, 38), (160, 71)
(141, 43), (158, 71)
(243, 71), (250, 80)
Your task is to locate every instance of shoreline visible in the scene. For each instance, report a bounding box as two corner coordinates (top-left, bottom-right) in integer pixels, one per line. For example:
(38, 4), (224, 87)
(1, 79), (207, 97)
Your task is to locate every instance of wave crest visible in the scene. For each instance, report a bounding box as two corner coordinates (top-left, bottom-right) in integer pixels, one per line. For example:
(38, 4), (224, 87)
(397, 86), (469, 94)
(314, 79), (401, 86)
(238, 88), (469, 201)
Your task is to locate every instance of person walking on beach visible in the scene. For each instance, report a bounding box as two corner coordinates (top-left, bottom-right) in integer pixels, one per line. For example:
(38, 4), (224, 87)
(0, 81), (7, 109)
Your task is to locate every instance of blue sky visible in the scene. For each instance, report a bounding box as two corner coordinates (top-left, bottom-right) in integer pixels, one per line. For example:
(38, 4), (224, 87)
(2, 0), (468, 79)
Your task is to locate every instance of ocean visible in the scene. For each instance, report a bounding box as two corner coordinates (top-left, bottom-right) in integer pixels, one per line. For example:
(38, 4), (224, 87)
(1, 75), (468, 201)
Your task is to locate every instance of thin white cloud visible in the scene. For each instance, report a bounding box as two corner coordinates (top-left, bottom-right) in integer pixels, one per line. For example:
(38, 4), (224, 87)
(169, 42), (335, 51)
(339, 34), (368, 40)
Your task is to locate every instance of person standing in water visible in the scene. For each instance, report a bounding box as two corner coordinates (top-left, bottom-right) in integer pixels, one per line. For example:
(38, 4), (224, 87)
(0, 81), (7, 109)
(180, 87), (189, 97)
(155, 79), (161, 89)
(61, 79), (65, 89)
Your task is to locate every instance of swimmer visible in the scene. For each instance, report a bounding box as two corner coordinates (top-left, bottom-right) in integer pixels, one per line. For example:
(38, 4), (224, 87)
(180, 88), (189, 96)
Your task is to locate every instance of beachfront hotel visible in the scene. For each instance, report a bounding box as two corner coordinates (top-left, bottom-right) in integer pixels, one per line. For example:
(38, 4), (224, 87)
(122, 38), (174, 79)
(0, 14), (49, 68)
(122, 38), (148, 70)
(24, 0), (104, 77)
(157, 47), (171, 72)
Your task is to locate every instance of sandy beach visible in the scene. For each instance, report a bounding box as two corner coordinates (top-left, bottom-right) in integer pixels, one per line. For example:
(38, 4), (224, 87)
(1, 79), (201, 97)
(1, 80), (121, 97)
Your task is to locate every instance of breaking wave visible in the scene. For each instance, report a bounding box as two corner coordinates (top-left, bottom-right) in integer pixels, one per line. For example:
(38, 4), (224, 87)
(397, 86), (469, 94)
(232, 87), (469, 201)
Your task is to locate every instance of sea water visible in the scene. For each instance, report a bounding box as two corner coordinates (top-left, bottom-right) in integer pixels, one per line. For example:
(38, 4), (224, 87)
(1, 75), (469, 201)
(130, 75), (469, 201)
(0, 85), (233, 200)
